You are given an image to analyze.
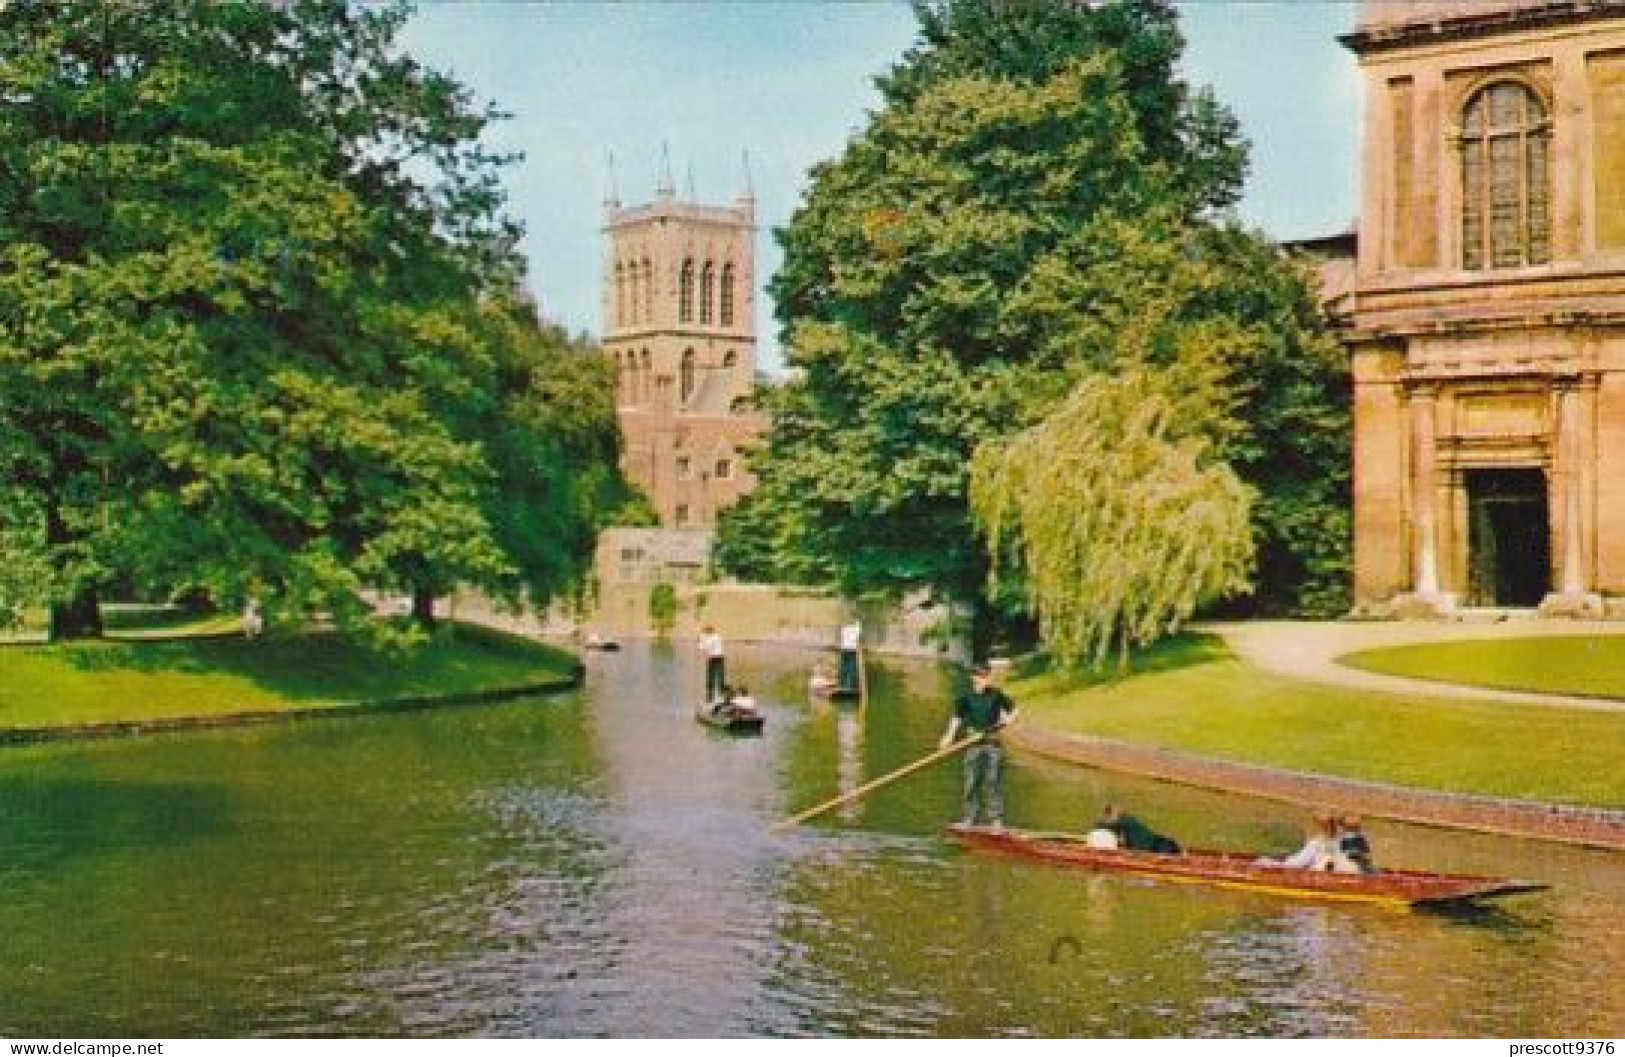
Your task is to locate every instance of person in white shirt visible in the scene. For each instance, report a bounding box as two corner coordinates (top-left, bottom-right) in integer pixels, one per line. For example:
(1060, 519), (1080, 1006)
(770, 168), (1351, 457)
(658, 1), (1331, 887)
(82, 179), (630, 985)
(837, 619), (862, 693)
(698, 625), (726, 703)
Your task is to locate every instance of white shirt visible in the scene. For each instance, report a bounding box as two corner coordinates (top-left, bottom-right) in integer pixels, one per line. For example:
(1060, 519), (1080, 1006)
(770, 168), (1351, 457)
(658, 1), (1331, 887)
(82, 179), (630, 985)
(839, 622), (861, 651)
(699, 632), (724, 658)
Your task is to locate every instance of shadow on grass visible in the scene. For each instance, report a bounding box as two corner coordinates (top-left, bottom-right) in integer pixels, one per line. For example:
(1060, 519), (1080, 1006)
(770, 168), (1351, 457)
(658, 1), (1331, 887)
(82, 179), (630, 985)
(1014, 631), (1233, 694)
(44, 623), (572, 705)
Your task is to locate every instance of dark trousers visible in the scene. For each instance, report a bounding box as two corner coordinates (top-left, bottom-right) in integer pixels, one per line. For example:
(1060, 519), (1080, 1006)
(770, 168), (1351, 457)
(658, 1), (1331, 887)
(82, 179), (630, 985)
(705, 656), (726, 700)
(837, 649), (859, 691)
(961, 742), (1004, 825)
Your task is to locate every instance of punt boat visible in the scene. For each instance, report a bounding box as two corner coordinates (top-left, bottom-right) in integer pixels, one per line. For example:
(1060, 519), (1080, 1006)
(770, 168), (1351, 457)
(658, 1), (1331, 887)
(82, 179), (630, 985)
(695, 705), (765, 734)
(946, 824), (1548, 910)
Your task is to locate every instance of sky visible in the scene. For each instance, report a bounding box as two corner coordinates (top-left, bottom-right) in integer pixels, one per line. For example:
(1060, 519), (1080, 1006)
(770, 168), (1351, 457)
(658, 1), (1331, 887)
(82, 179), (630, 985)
(399, 1), (1362, 371)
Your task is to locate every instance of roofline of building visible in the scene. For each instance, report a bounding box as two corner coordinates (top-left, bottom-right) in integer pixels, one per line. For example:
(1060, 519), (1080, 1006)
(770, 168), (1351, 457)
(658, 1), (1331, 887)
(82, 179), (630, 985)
(1339, 1), (1625, 56)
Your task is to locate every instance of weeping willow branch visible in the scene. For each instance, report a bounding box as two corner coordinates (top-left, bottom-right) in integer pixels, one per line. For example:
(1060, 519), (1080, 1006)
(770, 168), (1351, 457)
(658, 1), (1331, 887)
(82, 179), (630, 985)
(970, 368), (1254, 670)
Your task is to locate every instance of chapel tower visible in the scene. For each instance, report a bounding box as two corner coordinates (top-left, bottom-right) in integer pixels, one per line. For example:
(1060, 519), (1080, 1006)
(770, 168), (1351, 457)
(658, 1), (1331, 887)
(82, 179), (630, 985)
(602, 152), (764, 528)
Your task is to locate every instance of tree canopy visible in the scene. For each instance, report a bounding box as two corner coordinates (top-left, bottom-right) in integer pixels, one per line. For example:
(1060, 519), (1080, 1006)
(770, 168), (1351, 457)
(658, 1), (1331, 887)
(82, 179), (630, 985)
(0, 0), (626, 639)
(719, 0), (1348, 655)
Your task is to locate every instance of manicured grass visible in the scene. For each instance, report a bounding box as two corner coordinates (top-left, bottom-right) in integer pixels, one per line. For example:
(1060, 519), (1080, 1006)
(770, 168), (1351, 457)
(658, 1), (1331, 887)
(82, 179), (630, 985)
(1011, 633), (1625, 807)
(0, 623), (577, 730)
(2, 603), (243, 644)
(1341, 635), (1625, 700)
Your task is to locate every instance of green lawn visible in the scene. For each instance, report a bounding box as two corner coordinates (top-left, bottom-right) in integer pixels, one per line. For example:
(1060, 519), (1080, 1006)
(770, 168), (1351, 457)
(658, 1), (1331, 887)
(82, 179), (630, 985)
(1011, 633), (1625, 807)
(1340, 635), (1625, 700)
(0, 623), (577, 730)
(2, 603), (244, 644)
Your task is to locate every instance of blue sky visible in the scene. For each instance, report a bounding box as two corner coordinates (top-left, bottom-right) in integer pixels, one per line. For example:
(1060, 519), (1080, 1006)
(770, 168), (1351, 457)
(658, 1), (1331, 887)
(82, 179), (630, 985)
(400, 1), (1361, 370)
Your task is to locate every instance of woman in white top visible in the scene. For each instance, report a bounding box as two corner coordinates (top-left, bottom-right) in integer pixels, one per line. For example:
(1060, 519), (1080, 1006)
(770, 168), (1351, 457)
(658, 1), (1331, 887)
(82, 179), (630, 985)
(1262, 815), (1361, 872)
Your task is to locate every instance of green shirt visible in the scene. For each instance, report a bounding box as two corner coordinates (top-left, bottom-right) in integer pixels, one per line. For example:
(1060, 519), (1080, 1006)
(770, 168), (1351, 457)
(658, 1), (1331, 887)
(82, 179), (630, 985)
(954, 686), (1015, 735)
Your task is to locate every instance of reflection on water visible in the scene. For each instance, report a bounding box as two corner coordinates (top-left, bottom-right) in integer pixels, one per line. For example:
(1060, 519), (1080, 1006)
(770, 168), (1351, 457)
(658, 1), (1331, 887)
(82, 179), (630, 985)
(0, 639), (1620, 1037)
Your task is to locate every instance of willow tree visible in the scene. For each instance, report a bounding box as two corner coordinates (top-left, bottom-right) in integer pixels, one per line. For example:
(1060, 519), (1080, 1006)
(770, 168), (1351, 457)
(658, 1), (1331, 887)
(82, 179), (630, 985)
(970, 367), (1253, 670)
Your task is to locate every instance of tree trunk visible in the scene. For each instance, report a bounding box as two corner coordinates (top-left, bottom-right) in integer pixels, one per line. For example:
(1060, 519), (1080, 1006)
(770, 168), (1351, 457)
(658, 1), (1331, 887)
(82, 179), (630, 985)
(410, 586), (437, 627)
(968, 592), (995, 664)
(48, 590), (103, 642)
(45, 497), (103, 641)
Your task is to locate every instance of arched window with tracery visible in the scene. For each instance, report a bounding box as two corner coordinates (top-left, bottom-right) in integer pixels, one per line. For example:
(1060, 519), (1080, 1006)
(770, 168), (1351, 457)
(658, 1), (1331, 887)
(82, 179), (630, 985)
(1460, 81), (1550, 270)
(679, 259), (695, 323)
(699, 262), (715, 324)
(639, 348), (651, 404)
(679, 348), (696, 404)
(613, 262), (625, 328)
(641, 259), (653, 323)
(719, 263), (736, 326)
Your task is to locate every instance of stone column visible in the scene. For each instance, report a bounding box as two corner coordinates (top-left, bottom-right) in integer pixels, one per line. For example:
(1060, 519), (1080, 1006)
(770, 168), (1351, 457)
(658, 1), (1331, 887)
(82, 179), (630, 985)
(1542, 376), (1602, 616)
(1394, 383), (1455, 616)
(1411, 385), (1442, 595)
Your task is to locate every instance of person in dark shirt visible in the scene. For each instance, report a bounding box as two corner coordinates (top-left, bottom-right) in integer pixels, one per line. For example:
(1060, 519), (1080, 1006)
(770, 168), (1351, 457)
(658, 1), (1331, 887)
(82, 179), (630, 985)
(939, 663), (1018, 828)
(1096, 804), (1181, 854)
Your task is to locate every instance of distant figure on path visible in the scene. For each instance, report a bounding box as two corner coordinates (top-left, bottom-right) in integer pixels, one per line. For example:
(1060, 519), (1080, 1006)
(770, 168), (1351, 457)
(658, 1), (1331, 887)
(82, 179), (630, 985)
(698, 624), (726, 703)
(242, 598), (264, 639)
(837, 618), (862, 692)
(940, 662), (1018, 828)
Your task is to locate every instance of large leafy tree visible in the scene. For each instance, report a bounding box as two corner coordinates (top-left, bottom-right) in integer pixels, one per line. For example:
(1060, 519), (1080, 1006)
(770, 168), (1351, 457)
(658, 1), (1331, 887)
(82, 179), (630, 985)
(0, 1), (620, 640)
(722, 0), (1348, 644)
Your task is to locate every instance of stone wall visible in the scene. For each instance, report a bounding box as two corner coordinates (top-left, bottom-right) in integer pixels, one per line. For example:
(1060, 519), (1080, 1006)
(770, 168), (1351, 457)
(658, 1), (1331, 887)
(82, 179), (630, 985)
(451, 582), (971, 662)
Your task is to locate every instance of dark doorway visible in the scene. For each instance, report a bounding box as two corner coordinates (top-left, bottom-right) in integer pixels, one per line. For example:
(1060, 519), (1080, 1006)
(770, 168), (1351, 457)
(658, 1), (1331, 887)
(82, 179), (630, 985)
(1465, 468), (1550, 606)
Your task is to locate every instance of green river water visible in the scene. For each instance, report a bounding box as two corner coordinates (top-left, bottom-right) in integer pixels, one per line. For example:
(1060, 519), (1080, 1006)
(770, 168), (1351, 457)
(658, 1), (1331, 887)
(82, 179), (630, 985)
(1, 640), (1620, 1037)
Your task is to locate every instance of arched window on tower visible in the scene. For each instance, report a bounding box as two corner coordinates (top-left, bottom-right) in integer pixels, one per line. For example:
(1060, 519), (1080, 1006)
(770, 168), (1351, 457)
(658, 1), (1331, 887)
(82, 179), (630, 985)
(639, 348), (651, 404)
(641, 258), (653, 323)
(679, 259), (695, 323)
(679, 348), (696, 404)
(699, 262), (715, 324)
(613, 351), (623, 400)
(1460, 81), (1550, 270)
(719, 263), (736, 326)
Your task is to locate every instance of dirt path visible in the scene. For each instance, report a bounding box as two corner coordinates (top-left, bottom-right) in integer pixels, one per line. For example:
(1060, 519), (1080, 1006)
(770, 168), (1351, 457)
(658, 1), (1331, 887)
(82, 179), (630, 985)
(1205, 617), (1625, 712)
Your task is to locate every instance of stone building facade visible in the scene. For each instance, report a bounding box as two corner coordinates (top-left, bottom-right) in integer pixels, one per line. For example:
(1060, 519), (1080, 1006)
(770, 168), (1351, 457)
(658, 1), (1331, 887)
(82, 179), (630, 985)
(1341, 0), (1625, 615)
(601, 169), (767, 529)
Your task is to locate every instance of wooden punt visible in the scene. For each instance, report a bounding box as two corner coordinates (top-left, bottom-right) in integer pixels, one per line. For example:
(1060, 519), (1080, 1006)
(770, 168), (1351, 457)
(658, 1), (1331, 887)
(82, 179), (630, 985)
(946, 824), (1548, 910)
(695, 705), (765, 734)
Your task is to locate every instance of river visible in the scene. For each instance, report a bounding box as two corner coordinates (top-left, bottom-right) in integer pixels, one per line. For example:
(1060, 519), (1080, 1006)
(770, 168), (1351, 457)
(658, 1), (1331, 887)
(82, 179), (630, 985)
(1, 640), (1620, 1037)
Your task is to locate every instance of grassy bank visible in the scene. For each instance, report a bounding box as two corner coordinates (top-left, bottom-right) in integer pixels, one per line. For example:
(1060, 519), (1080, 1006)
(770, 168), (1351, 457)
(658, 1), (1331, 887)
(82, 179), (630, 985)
(1011, 633), (1625, 807)
(0, 623), (577, 731)
(1341, 635), (1625, 700)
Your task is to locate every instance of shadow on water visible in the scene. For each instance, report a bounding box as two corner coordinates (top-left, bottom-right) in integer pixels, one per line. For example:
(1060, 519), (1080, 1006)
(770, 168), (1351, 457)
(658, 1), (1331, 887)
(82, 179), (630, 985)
(1413, 898), (1552, 933)
(0, 775), (235, 880)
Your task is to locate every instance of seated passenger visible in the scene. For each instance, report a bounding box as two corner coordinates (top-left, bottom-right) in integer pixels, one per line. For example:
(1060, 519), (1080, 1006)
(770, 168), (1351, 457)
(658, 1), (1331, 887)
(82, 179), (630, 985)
(1258, 814), (1361, 872)
(1336, 815), (1377, 874)
(808, 662), (836, 694)
(1096, 804), (1181, 854)
(1084, 827), (1120, 850)
(729, 685), (759, 716)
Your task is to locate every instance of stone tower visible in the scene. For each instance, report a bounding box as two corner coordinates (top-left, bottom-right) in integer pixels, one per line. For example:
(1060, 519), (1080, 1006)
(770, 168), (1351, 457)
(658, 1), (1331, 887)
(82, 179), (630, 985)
(1341, 0), (1625, 615)
(602, 154), (765, 528)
